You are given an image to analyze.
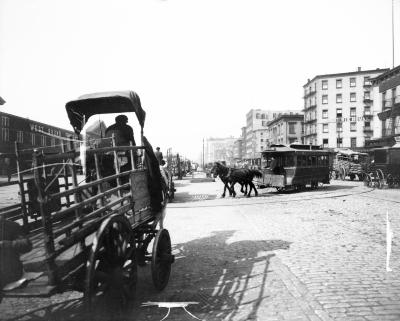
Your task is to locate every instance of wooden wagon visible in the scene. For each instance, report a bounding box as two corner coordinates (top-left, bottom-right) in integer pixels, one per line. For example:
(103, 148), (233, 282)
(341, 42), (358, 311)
(0, 91), (174, 317)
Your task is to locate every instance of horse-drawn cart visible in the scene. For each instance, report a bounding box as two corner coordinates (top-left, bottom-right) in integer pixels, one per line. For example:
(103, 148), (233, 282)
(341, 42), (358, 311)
(331, 149), (369, 181)
(0, 91), (174, 317)
(363, 137), (400, 188)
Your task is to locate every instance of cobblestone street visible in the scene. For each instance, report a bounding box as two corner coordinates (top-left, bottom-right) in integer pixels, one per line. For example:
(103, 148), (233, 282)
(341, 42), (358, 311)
(1, 176), (400, 320)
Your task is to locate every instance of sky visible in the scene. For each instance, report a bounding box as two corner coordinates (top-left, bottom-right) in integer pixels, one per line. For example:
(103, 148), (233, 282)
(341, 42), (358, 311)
(0, 0), (399, 161)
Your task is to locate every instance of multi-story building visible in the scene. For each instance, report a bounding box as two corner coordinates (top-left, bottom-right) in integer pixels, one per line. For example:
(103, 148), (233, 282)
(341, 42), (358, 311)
(204, 136), (237, 165)
(366, 65), (400, 148)
(244, 109), (281, 160)
(0, 111), (80, 174)
(303, 67), (389, 149)
(267, 112), (304, 145)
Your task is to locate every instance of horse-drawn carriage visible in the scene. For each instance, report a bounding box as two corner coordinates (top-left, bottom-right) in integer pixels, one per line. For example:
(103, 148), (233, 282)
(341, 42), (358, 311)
(363, 137), (400, 188)
(0, 91), (174, 317)
(331, 149), (369, 181)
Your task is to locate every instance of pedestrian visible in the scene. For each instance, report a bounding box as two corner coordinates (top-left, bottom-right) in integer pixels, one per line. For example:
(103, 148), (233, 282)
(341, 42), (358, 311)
(0, 217), (32, 290)
(155, 147), (163, 165)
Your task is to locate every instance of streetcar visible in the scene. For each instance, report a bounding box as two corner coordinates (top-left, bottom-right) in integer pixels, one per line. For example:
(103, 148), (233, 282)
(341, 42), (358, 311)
(255, 143), (331, 192)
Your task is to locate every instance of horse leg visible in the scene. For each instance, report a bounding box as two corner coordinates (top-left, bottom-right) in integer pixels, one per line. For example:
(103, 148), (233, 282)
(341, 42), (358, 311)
(230, 182), (236, 197)
(247, 182), (258, 197)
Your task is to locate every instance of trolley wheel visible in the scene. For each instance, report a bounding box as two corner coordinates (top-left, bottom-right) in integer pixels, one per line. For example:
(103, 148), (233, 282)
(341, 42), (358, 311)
(151, 229), (174, 291)
(85, 214), (137, 315)
(387, 174), (395, 188)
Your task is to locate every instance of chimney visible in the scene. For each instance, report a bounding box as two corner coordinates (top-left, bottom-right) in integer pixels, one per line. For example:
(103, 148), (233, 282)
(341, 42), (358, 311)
(358, 67), (361, 71)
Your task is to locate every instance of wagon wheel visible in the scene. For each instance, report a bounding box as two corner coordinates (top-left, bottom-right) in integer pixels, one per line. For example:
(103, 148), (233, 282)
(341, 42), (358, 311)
(85, 214), (137, 316)
(364, 173), (372, 187)
(151, 229), (174, 291)
(387, 174), (395, 188)
(339, 167), (346, 181)
(375, 170), (385, 189)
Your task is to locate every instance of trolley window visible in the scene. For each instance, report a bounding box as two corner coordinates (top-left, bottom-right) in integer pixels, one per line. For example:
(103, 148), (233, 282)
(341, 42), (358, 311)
(307, 156), (312, 166)
(390, 149), (400, 164)
(374, 149), (388, 164)
(311, 156), (317, 166)
(284, 155), (295, 167)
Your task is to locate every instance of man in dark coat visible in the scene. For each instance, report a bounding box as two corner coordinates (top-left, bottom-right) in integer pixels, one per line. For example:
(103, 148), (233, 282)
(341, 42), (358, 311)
(0, 218), (32, 289)
(105, 115), (136, 146)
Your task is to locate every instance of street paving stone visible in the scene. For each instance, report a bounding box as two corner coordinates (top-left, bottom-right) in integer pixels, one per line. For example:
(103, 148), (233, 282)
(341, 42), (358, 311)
(1, 177), (400, 320)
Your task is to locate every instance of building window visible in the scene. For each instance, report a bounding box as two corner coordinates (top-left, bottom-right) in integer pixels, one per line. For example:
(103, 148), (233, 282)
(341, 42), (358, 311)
(289, 122), (296, 134)
(336, 94), (342, 103)
(322, 80), (328, 90)
(337, 122), (343, 132)
(350, 122), (357, 131)
(364, 76), (371, 86)
(336, 79), (342, 89)
(350, 108), (356, 122)
(1, 128), (9, 141)
(41, 135), (46, 146)
(31, 133), (35, 145)
(350, 77), (356, 87)
(350, 92), (356, 102)
(1, 116), (9, 127)
(323, 124), (328, 133)
(365, 121), (371, 129)
(17, 131), (23, 143)
(262, 121), (267, 127)
(364, 91), (370, 100)
(323, 138), (329, 148)
(337, 137), (343, 148)
(256, 113), (260, 119)
(322, 95), (328, 104)
(351, 137), (357, 148)
(336, 108), (342, 118)
(322, 110), (328, 119)
(364, 107), (371, 116)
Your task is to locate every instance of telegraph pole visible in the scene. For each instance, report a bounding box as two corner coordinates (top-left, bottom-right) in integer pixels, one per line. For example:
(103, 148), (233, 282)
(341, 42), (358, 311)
(202, 138), (205, 170)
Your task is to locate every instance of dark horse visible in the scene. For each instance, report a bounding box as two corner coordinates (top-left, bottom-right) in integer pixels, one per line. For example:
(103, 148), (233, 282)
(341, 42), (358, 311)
(211, 162), (262, 198)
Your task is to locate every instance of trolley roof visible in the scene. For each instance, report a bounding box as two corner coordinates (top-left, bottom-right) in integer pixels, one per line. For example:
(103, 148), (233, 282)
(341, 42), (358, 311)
(262, 144), (330, 154)
(65, 91), (146, 134)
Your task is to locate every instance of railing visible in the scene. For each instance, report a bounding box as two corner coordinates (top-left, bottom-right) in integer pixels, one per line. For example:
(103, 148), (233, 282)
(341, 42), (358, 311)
(363, 81), (372, 87)
(363, 126), (373, 132)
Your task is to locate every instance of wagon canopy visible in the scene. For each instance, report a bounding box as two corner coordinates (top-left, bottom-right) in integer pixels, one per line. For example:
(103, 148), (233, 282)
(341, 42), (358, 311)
(65, 91), (146, 134)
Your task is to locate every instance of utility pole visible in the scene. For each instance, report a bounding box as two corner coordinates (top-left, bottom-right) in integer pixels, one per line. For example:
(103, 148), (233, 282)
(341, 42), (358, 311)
(202, 138), (205, 170)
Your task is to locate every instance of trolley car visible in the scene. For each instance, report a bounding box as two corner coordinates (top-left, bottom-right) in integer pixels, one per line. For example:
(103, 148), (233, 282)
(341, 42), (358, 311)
(0, 91), (174, 318)
(255, 144), (331, 192)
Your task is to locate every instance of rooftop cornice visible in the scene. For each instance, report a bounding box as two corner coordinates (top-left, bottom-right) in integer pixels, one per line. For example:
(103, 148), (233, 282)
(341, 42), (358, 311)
(303, 68), (390, 87)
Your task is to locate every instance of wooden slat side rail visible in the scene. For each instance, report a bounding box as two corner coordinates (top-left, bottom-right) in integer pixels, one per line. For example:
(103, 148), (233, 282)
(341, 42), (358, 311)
(41, 146), (145, 162)
(50, 183), (130, 224)
(53, 194), (133, 239)
(52, 199), (134, 258)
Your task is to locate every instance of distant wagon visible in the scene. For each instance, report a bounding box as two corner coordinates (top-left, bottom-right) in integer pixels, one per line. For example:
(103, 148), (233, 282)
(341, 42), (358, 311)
(332, 149), (369, 181)
(255, 144), (331, 192)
